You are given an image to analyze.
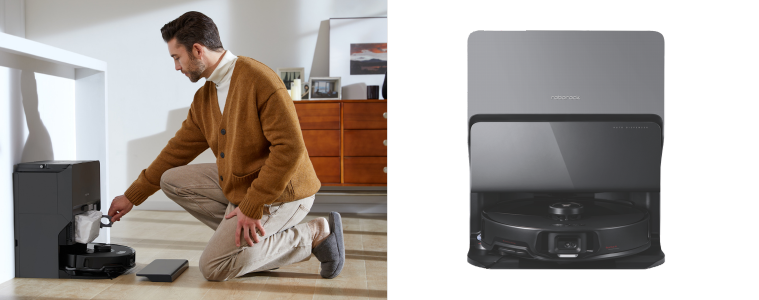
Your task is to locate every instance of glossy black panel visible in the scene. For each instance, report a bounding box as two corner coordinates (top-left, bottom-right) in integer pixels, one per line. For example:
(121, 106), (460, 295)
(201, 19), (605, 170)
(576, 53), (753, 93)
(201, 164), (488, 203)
(471, 121), (661, 192)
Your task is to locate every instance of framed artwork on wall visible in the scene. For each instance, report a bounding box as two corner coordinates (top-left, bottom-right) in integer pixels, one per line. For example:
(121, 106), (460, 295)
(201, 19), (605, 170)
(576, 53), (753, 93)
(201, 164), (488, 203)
(329, 17), (387, 99)
(350, 43), (387, 75)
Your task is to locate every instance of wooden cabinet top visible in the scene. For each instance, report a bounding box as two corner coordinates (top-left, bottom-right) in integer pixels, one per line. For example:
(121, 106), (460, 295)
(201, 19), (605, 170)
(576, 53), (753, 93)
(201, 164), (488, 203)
(293, 99), (387, 104)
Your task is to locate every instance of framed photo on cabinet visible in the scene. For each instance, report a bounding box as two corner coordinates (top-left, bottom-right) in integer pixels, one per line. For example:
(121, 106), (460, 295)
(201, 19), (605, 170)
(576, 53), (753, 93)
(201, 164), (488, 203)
(276, 67), (306, 92)
(309, 77), (341, 100)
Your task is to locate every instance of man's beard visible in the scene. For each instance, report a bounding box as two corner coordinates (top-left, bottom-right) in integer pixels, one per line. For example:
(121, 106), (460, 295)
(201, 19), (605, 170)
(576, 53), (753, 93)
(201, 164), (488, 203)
(185, 55), (206, 83)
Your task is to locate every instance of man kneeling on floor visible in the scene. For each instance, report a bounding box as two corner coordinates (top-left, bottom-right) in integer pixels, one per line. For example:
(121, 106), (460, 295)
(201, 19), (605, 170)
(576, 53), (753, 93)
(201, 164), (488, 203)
(107, 11), (345, 281)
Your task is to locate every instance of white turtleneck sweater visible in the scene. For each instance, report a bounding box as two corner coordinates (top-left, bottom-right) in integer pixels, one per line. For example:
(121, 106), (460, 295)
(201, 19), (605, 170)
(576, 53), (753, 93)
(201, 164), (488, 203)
(206, 50), (238, 114)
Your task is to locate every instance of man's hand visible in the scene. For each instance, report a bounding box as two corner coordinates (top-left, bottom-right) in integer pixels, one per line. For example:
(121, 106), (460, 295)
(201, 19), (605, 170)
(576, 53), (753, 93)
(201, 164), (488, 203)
(225, 207), (266, 247)
(108, 195), (134, 222)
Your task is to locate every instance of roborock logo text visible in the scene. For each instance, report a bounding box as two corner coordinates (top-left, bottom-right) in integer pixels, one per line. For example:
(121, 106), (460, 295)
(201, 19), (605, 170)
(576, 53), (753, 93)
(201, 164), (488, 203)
(550, 96), (581, 100)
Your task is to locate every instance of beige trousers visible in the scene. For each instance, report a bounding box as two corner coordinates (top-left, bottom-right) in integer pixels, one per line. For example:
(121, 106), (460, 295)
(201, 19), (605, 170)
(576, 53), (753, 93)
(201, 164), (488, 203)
(159, 163), (314, 281)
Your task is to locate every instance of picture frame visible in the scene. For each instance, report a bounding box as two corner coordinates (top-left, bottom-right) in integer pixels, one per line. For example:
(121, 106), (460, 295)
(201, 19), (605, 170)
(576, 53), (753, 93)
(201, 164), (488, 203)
(329, 17), (387, 99)
(309, 77), (341, 100)
(276, 67), (306, 94)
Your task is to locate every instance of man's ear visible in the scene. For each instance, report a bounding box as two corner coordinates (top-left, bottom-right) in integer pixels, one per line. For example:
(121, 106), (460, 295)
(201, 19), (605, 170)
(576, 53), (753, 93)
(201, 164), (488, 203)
(192, 43), (204, 59)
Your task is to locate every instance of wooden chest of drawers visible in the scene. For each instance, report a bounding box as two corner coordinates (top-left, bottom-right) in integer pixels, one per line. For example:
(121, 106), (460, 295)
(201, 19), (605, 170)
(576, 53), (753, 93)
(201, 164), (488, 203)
(294, 100), (387, 186)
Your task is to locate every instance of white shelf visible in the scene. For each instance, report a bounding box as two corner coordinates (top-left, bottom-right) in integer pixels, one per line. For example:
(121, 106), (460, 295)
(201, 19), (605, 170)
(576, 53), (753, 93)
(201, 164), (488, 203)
(0, 32), (105, 71)
(0, 32), (109, 243)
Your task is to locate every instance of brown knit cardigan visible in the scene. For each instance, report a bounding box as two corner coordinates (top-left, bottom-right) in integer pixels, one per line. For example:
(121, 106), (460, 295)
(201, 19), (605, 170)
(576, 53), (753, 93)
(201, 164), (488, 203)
(124, 56), (321, 219)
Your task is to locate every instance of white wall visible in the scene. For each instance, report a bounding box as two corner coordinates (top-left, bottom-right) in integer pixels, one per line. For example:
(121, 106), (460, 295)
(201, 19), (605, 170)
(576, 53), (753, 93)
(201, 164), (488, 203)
(25, 0), (387, 210)
(1, 0), (79, 283)
(0, 0), (25, 284)
(0, 0), (24, 37)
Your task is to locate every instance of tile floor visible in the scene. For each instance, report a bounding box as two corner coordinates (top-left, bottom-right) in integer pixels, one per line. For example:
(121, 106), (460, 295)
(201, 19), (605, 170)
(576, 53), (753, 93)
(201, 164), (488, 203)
(0, 210), (387, 299)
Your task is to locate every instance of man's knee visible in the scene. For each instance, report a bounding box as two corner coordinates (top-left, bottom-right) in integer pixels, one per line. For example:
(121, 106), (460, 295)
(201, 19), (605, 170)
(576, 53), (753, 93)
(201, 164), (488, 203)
(199, 266), (225, 282)
(199, 254), (224, 281)
(199, 251), (241, 281)
(159, 167), (182, 192)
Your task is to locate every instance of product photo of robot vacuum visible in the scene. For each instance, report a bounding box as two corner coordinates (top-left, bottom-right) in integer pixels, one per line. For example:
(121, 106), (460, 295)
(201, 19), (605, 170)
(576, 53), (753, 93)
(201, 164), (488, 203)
(467, 31), (666, 269)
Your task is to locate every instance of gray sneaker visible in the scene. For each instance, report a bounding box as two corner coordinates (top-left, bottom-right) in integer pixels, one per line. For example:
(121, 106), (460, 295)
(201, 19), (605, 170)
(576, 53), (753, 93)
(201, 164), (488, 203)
(311, 212), (345, 279)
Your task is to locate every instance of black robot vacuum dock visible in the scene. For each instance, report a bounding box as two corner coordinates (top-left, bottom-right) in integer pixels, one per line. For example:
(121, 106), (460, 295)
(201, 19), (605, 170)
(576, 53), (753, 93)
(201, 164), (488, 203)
(467, 31), (666, 269)
(14, 160), (137, 279)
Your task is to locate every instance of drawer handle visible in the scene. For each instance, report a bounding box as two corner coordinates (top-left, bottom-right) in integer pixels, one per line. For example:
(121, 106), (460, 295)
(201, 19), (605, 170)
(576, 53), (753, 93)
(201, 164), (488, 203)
(383, 167), (387, 174)
(383, 112), (387, 119)
(383, 139), (387, 146)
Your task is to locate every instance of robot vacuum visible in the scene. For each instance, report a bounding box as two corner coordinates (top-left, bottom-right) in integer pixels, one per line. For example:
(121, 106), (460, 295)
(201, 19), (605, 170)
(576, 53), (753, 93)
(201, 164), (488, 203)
(60, 243), (136, 279)
(479, 198), (650, 262)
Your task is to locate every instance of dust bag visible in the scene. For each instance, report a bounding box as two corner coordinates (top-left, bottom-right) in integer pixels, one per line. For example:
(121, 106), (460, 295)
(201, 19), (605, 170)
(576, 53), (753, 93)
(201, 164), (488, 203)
(74, 210), (111, 244)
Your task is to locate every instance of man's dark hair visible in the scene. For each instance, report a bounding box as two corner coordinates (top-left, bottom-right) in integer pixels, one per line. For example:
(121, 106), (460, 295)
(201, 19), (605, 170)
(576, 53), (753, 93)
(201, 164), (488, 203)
(161, 11), (224, 54)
